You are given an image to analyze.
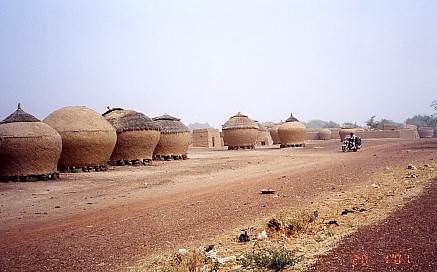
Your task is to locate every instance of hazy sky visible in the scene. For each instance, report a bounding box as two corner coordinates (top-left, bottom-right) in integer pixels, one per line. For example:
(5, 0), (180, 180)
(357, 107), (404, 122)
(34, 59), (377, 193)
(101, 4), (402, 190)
(1, 0), (436, 128)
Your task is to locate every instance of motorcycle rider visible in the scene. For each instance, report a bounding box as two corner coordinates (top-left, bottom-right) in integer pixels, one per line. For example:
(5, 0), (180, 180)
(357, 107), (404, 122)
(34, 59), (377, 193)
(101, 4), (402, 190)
(349, 132), (357, 149)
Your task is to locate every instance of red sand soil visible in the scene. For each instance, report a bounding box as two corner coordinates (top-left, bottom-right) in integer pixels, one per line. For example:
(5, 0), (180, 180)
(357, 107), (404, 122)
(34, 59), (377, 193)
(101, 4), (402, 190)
(307, 179), (437, 271)
(0, 138), (435, 271)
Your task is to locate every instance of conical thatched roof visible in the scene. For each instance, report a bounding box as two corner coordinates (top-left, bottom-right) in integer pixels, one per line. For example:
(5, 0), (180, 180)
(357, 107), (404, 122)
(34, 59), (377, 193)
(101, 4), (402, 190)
(222, 112), (258, 130)
(285, 113), (299, 123)
(0, 104), (62, 179)
(0, 103), (40, 124)
(152, 114), (190, 133)
(103, 107), (161, 133)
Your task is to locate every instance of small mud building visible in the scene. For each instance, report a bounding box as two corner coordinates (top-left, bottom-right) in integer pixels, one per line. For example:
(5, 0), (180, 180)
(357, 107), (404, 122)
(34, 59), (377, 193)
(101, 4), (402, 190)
(152, 114), (191, 159)
(192, 128), (222, 148)
(103, 108), (161, 165)
(43, 106), (117, 171)
(222, 112), (258, 150)
(0, 104), (62, 181)
(255, 121), (273, 146)
(278, 113), (307, 148)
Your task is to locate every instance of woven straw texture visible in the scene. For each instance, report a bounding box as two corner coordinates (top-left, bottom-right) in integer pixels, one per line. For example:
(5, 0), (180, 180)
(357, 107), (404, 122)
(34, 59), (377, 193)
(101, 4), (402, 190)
(103, 108), (161, 161)
(152, 114), (190, 133)
(318, 128), (332, 140)
(278, 122), (306, 145)
(103, 108), (161, 133)
(0, 109), (62, 177)
(223, 128), (258, 147)
(339, 128), (357, 142)
(110, 130), (160, 161)
(277, 114), (307, 145)
(152, 114), (190, 157)
(0, 103), (39, 124)
(43, 106), (116, 168)
(222, 112), (258, 130)
(153, 132), (191, 157)
(222, 112), (258, 147)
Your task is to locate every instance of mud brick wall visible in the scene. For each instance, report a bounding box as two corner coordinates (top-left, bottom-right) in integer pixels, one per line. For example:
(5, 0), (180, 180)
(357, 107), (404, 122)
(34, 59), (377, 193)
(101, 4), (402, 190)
(192, 128), (222, 147)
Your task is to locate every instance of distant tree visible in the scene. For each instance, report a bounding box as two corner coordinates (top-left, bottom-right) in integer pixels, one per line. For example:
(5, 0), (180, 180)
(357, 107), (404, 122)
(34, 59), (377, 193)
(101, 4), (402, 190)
(342, 122), (361, 128)
(304, 119), (341, 128)
(188, 123), (213, 130)
(405, 115), (436, 128)
(304, 119), (326, 128)
(365, 116), (379, 129)
(432, 100), (437, 116)
(323, 121), (341, 128)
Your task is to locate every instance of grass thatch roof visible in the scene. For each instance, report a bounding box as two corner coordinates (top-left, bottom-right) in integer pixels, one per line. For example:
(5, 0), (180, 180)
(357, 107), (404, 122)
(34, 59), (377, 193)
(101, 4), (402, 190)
(103, 108), (160, 133)
(222, 112), (258, 130)
(0, 103), (40, 124)
(152, 114), (190, 133)
(285, 113), (299, 122)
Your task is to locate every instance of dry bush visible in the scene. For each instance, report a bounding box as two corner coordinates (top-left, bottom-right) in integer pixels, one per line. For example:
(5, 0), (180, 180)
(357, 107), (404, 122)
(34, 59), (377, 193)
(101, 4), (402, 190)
(267, 210), (317, 237)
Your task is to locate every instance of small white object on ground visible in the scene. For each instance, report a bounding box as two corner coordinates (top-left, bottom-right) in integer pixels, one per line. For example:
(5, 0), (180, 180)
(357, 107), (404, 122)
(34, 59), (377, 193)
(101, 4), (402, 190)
(257, 230), (268, 240)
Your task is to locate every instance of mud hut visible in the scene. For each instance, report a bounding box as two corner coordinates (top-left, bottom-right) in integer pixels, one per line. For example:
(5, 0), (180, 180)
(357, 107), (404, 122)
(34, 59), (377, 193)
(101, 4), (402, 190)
(222, 112), (258, 150)
(318, 128), (332, 140)
(278, 113), (307, 148)
(192, 128), (222, 148)
(339, 128), (357, 142)
(43, 106), (117, 172)
(0, 104), (62, 181)
(152, 114), (190, 160)
(255, 121), (273, 146)
(103, 108), (161, 165)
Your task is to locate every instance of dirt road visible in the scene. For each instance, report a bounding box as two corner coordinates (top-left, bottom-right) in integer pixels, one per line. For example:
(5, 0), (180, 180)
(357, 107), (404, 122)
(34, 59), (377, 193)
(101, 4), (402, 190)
(0, 139), (435, 271)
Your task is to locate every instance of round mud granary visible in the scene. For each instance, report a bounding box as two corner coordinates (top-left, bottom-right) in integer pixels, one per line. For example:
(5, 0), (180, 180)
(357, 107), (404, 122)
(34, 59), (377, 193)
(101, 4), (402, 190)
(339, 128), (357, 142)
(152, 114), (190, 160)
(269, 124), (282, 145)
(318, 128), (332, 140)
(43, 106), (117, 171)
(278, 113), (307, 148)
(0, 104), (62, 181)
(103, 108), (161, 165)
(222, 112), (258, 150)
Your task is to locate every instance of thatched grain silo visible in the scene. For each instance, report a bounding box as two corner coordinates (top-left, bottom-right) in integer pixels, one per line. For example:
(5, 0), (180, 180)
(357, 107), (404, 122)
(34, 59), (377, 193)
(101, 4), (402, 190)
(43, 106), (117, 172)
(269, 125), (281, 145)
(339, 128), (357, 142)
(0, 104), (62, 181)
(318, 128), (332, 140)
(222, 112), (258, 150)
(103, 108), (161, 165)
(278, 113), (306, 148)
(152, 114), (190, 160)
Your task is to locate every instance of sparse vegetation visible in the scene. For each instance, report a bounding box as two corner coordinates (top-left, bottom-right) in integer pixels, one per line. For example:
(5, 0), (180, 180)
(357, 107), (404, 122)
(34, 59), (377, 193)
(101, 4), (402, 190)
(405, 114), (436, 128)
(147, 249), (210, 272)
(240, 244), (303, 271)
(365, 116), (401, 130)
(303, 119), (341, 128)
(341, 122), (361, 129)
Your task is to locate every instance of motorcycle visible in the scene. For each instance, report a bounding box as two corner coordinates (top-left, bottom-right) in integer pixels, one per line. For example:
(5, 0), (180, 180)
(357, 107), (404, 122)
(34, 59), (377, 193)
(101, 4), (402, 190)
(342, 136), (361, 152)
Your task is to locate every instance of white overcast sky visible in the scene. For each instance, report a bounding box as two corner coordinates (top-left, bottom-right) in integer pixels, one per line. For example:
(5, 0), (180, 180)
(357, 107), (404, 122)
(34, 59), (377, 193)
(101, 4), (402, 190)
(1, 0), (436, 128)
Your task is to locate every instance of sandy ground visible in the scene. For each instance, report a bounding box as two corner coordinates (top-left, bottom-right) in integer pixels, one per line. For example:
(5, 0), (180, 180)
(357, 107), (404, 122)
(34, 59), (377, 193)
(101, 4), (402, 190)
(0, 138), (436, 271)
